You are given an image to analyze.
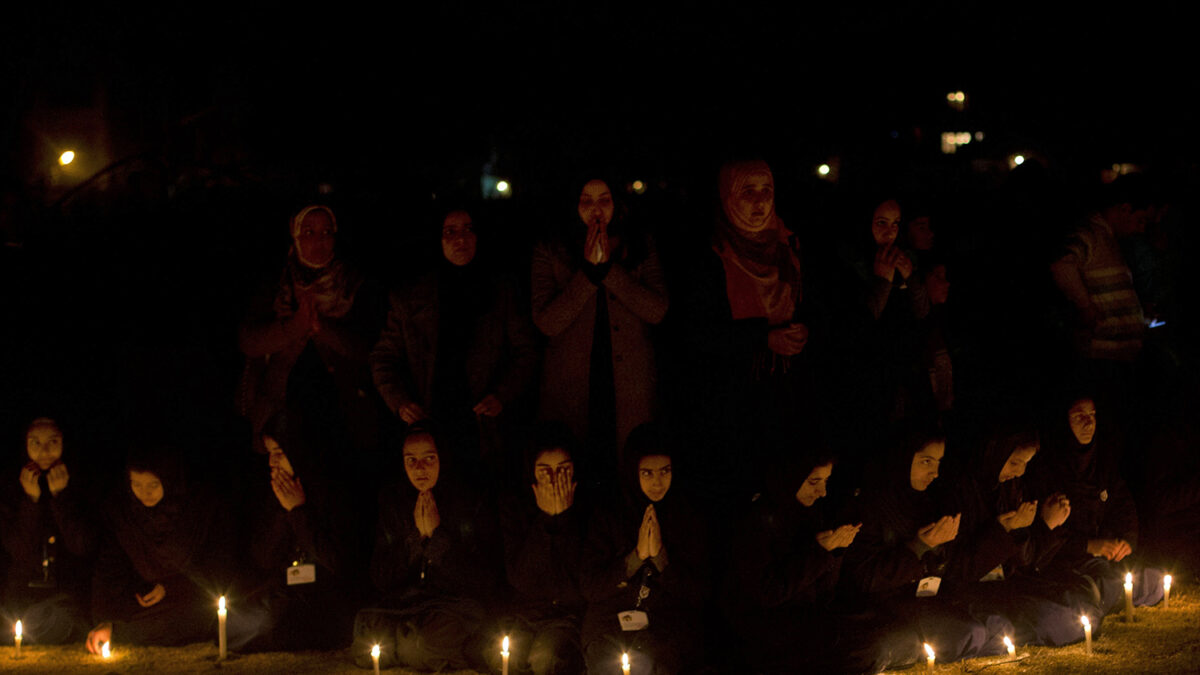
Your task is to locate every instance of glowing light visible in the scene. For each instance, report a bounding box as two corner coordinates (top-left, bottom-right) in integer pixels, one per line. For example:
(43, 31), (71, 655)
(817, 164), (831, 176)
(974, 131), (985, 141)
(218, 596), (226, 612)
(371, 644), (380, 658)
(622, 652), (631, 674)
(1081, 615), (1091, 630)
(502, 636), (510, 654)
(496, 181), (510, 193)
(1081, 615), (1093, 655)
(101, 641), (112, 658)
(924, 642), (936, 669)
(1013, 155), (1025, 166)
(1003, 635), (1015, 656)
(1165, 574), (1173, 608)
(59, 151), (75, 166)
(631, 180), (646, 194)
(13, 620), (21, 639)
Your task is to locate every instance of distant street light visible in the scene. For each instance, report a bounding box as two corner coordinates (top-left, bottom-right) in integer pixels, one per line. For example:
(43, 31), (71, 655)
(496, 180), (510, 193)
(59, 151), (75, 166)
(1013, 155), (1025, 166)
(817, 164), (831, 177)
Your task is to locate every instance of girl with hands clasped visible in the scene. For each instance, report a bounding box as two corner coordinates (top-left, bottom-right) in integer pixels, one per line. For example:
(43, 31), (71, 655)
(580, 423), (708, 674)
(1, 417), (96, 645)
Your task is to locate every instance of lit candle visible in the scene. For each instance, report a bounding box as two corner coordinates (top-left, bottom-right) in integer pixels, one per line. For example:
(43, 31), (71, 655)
(13, 620), (22, 659)
(101, 641), (111, 659)
(217, 596), (227, 660)
(1081, 615), (1092, 656)
(622, 652), (631, 675)
(924, 642), (935, 671)
(1003, 635), (1015, 656)
(1164, 574), (1173, 609)
(501, 636), (510, 675)
(371, 644), (380, 675)
(1124, 572), (1134, 622)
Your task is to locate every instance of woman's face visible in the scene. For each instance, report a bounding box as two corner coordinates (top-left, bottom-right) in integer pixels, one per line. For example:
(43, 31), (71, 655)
(441, 210), (477, 267)
(795, 463), (833, 507)
(130, 470), (164, 507)
(1068, 399), (1097, 445)
(403, 433), (440, 492)
(295, 209), (336, 268)
(26, 420), (64, 471)
(909, 441), (944, 491)
(638, 454), (672, 502)
(263, 435), (295, 477)
(729, 171), (775, 231)
(998, 445), (1037, 483)
(872, 200), (901, 246)
(534, 448), (573, 486)
(578, 180), (614, 229)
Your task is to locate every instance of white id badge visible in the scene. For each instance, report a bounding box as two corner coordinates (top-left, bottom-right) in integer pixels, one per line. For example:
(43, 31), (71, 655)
(287, 563), (317, 585)
(618, 610), (649, 631)
(980, 565), (1005, 582)
(916, 576), (942, 597)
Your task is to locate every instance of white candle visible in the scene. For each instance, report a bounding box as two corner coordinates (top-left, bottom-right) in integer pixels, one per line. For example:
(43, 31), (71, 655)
(13, 620), (22, 659)
(101, 641), (111, 659)
(1164, 574), (1173, 609)
(501, 636), (510, 675)
(1124, 572), (1134, 622)
(622, 652), (631, 675)
(1003, 635), (1015, 656)
(371, 644), (381, 675)
(924, 643), (935, 671)
(217, 596), (227, 660)
(1081, 615), (1092, 656)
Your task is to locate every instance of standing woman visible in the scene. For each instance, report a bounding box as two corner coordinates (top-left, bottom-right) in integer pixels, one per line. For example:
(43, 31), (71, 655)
(532, 178), (668, 481)
(238, 204), (380, 456)
(580, 423), (709, 674)
(1, 416), (96, 645)
(86, 450), (227, 652)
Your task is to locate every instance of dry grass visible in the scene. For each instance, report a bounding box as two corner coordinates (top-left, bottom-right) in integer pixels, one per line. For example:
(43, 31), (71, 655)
(4, 582), (1198, 673)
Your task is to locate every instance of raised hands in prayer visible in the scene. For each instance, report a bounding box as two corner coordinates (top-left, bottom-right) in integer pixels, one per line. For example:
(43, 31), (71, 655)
(816, 523), (862, 551)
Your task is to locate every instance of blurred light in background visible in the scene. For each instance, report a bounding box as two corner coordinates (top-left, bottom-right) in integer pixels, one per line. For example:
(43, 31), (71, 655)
(59, 150), (76, 166)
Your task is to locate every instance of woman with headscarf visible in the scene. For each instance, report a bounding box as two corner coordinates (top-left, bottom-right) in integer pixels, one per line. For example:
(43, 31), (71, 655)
(842, 420), (1013, 664)
(238, 204), (380, 456)
(678, 160), (824, 501)
(493, 423), (591, 675)
(531, 178), (668, 483)
(352, 423), (499, 672)
(85, 449), (228, 652)
(238, 409), (358, 652)
(725, 448), (920, 673)
(579, 422), (709, 674)
(1030, 392), (1162, 613)
(1, 416), (96, 645)
(371, 207), (537, 483)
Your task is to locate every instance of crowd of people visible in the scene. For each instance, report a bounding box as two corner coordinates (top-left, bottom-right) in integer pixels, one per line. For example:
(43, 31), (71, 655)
(2, 160), (1198, 674)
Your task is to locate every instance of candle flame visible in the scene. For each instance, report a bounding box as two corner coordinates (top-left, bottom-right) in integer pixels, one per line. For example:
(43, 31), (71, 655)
(218, 596), (226, 611)
(1003, 635), (1015, 654)
(502, 635), (510, 653)
(1081, 615), (1091, 629)
(622, 652), (630, 668)
(371, 644), (380, 658)
(1164, 574), (1173, 590)
(101, 641), (111, 658)
(14, 620), (22, 638)
(1125, 572), (1133, 585)
(924, 643), (935, 659)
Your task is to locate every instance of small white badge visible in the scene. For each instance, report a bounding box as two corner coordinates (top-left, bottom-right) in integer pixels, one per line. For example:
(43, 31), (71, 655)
(1100, 490), (1108, 502)
(916, 576), (942, 597)
(617, 610), (649, 631)
(286, 563), (316, 585)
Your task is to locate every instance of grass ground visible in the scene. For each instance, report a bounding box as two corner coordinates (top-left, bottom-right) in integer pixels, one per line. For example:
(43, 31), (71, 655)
(4, 582), (1198, 673)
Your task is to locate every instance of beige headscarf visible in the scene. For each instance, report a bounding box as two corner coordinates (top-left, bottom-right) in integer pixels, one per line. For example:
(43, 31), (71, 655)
(713, 161), (802, 324)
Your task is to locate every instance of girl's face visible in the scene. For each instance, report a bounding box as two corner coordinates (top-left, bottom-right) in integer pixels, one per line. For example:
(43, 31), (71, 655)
(638, 454), (672, 502)
(907, 216), (934, 251)
(441, 210), (477, 267)
(795, 463), (833, 507)
(263, 435), (295, 477)
(872, 200), (901, 246)
(295, 209), (336, 268)
(909, 441), (944, 491)
(998, 445), (1037, 483)
(26, 420), (64, 471)
(728, 171), (775, 232)
(1068, 399), (1097, 445)
(534, 448), (573, 486)
(403, 433), (440, 492)
(578, 180), (614, 229)
(130, 470), (164, 507)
